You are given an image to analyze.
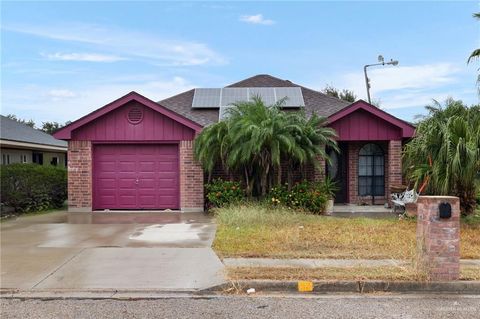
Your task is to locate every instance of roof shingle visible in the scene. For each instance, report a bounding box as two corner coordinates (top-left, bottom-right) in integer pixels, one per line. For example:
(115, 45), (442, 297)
(0, 115), (67, 148)
(158, 74), (350, 127)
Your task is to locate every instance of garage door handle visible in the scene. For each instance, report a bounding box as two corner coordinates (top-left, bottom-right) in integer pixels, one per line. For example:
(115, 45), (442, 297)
(135, 178), (139, 185)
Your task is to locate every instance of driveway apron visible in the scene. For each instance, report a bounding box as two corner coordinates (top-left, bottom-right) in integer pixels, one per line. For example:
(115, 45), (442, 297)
(0, 211), (225, 291)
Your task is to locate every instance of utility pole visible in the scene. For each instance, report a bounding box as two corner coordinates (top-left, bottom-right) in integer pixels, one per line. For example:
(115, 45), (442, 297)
(363, 55), (399, 104)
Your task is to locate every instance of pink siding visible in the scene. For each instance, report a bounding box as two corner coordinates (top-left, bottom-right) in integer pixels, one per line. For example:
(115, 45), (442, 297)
(72, 102), (195, 141)
(329, 109), (402, 141)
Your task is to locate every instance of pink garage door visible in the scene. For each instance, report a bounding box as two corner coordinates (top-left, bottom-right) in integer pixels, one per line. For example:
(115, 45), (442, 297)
(93, 144), (179, 210)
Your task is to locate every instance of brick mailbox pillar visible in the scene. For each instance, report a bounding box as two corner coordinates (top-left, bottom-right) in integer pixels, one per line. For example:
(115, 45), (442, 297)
(416, 196), (460, 281)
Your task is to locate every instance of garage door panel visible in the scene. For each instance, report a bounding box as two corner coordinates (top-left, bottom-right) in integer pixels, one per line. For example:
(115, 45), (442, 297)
(97, 178), (116, 188)
(138, 162), (155, 172)
(96, 162), (116, 172)
(94, 144), (179, 210)
(118, 161), (136, 172)
(139, 179), (156, 188)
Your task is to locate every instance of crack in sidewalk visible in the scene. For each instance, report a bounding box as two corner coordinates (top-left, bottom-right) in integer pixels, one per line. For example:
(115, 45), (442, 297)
(31, 248), (87, 289)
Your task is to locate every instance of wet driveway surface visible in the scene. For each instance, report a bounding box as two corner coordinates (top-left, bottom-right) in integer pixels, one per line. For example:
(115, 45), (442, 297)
(1, 211), (225, 291)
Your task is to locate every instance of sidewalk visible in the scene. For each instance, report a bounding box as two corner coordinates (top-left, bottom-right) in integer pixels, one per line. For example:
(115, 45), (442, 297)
(223, 258), (480, 268)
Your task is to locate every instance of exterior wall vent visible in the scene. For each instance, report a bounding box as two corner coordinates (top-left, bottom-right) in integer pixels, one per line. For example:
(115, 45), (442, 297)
(127, 106), (144, 124)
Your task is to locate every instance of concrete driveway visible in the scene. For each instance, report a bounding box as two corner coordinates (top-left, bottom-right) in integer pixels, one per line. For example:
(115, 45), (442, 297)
(1, 211), (225, 291)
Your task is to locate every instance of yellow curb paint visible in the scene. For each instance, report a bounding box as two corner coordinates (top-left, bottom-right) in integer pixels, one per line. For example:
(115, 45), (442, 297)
(298, 281), (314, 292)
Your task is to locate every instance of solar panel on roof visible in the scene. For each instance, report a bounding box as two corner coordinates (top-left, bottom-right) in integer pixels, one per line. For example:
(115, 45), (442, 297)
(275, 87), (305, 107)
(249, 88), (276, 105)
(192, 88), (221, 108)
(192, 87), (305, 112)
(221, 88), (249, 106)
(219, 106), (235, 120)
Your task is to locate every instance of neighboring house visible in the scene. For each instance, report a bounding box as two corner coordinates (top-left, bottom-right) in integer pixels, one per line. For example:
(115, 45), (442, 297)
(54, 74), (414, 212)
(0, 115), (67, 166)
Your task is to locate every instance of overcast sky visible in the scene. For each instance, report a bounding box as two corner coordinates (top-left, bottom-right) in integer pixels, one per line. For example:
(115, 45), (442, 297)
(2, 1), (478, 124)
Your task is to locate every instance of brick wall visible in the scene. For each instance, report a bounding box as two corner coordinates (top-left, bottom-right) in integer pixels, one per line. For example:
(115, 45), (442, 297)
(416, 196), (460, 281)
(347, 142), (360, 204)
(179, 140), (204, 212)
(388, 140), (402, 201)
(67, 140), (92, 212)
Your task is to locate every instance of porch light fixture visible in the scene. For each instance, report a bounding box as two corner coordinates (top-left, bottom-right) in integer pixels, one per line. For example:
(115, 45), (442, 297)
(363, 55), (399, 104)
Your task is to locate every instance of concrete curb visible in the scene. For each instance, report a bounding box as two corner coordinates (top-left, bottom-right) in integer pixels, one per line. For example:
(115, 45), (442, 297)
(0, 289), (204, 300)
(1, 281), (479, 299)
(205, 280), (480, 295)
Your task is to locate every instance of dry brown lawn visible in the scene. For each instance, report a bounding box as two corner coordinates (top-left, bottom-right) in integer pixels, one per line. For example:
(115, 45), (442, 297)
(213, 205), (480, 260)
(227, 265), (480, 281)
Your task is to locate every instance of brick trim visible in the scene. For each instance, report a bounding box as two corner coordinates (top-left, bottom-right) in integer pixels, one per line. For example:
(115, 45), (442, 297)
(387, 140), (402, 204)
(67, 140), (92, 211)
(416, 196), (460, 281)
(179, 140), (204, 212)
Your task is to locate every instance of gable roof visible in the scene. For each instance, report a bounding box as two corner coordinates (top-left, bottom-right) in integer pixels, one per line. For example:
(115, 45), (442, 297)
(328, 100), (415, 138)
(54, 91), (203, 140)
(0, 115), (67, 148)
(159, 74), (350, 126)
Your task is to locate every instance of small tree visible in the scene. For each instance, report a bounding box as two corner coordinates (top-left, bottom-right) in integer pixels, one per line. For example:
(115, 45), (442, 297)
(322, 85), (357, 102)
(41, 122), (62, 134)
(194, 97), (338, 197)
(5, 114), (35, 128)
(404, 98), (480, 215)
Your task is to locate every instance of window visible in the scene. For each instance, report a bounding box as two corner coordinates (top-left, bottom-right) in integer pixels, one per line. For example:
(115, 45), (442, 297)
(2, 154), (10, 165)
(50, 157), (58, 166)
(21, 154), (28, 163)
(358, 143), (384, 196)
(33, 152), (43, 165)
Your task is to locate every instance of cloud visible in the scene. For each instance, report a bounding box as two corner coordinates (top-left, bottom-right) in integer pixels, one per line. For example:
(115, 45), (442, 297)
(2, 76), (196, 123)
(5, 23), (226, 66)
(343, 63), (460, 94)
(239, 14), (275, 25)
(43, 52), (126, 62)
(47, 89), (76, 99)
(333, 63), (465, 109)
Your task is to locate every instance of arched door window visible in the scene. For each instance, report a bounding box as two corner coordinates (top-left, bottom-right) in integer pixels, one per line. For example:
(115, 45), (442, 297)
(358, 144), (384, 196)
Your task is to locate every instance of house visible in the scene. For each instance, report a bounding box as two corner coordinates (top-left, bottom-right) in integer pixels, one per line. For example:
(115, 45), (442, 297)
(0, 115), (67, 166)
(54, 74), (415, 212)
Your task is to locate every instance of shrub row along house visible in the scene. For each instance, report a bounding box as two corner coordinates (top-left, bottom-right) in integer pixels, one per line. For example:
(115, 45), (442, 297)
(54, 74), (415, 212)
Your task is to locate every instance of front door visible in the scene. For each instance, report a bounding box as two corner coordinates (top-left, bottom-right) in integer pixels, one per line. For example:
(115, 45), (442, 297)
(326, 143), (348, 203)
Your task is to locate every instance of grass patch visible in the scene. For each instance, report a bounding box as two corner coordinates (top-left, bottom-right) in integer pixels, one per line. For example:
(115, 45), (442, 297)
(0, 203), (67, 223)
(213, 203), (480, 259)
(227, 265), (479, 281)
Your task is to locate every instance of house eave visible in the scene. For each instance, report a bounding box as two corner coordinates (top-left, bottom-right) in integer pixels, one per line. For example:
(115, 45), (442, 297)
(0, 139), (68, 152)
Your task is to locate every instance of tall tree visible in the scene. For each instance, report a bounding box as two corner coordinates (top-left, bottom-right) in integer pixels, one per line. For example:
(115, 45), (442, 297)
(403, 98), (480, 215)
(322, 85), (357, 103)
(41, 121), (63, 134)
(467, 13), (480, 63)
(468, 13), (480, 90)
(5, 114), (35, 128)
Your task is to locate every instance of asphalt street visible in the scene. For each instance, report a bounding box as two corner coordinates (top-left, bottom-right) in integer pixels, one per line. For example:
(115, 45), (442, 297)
(2, 294), (480, 319)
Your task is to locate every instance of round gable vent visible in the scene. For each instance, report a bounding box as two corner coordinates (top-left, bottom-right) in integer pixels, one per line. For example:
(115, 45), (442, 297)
(127, 106), (144, 124)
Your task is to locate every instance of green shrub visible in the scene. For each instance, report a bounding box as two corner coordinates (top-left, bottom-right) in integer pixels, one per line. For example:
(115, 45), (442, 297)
(0, 164), (67, 213)
(205, 178), (244, 209)
(268, 181), (327, 214)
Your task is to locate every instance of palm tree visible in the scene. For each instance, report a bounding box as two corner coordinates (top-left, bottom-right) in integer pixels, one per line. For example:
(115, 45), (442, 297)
(194, 96), (338, 197)
(226, 97), (301, 196)
(285, 111), (338, 187)
(404, 98), (480, 215)
(194, 120), (229, 181)
(468, 13), (480, 90)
